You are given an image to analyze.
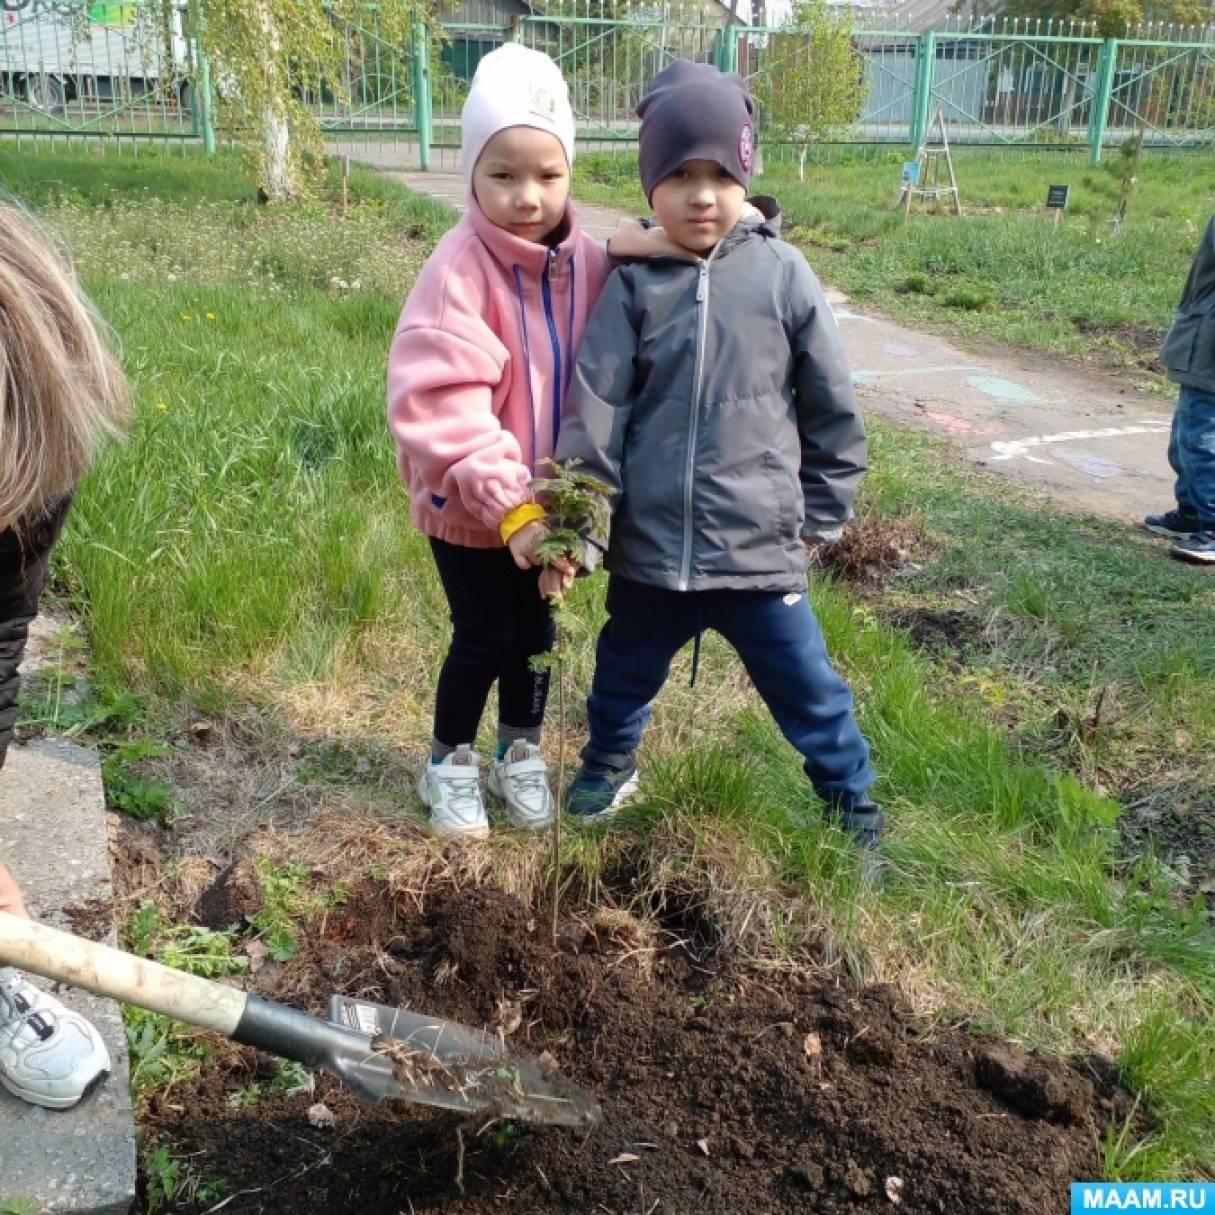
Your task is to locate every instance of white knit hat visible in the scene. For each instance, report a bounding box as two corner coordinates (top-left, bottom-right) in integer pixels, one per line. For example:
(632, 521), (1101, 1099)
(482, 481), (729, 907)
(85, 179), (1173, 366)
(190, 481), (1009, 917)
(460, 44), (576, 180)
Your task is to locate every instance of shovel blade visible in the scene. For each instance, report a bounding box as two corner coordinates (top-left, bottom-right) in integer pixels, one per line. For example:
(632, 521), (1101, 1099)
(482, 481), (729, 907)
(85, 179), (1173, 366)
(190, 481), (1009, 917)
(327, 995), (599, 1128)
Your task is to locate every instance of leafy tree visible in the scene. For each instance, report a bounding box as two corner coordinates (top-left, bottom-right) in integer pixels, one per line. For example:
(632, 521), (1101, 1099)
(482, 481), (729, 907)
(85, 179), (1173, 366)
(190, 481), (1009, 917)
(994, 0), (1207, 36)
(196, 0), (428, 200)
(752, 0), (865, 181)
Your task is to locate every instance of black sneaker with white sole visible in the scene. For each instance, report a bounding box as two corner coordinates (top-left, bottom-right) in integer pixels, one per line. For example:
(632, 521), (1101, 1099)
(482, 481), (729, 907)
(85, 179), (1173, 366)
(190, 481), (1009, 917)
(831, 803), (886, 885)
(564, 759), (639, 821)
(1171, 529), (1215, 565)
(1144, 508), (1202, 538)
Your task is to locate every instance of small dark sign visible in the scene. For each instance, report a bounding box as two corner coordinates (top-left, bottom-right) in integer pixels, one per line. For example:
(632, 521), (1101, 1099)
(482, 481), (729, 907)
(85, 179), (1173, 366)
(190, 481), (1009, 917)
(1046, 184), (1070, 210)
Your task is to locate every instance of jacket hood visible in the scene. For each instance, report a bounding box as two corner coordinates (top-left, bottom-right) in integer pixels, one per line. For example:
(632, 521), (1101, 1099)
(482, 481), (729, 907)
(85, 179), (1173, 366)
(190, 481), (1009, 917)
(607, 195), (783, 263)
(466, 192), (588, 277)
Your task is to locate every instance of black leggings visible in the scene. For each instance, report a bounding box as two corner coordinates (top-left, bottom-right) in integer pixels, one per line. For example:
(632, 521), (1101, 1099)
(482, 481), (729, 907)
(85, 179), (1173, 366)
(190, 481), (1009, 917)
(0, 497), (72, 770)
(429, 538), (555, 748)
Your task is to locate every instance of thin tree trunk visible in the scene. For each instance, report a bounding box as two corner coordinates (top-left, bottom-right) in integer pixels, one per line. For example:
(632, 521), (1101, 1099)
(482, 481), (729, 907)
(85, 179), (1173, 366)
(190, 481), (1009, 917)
(798, 143), (807, 181)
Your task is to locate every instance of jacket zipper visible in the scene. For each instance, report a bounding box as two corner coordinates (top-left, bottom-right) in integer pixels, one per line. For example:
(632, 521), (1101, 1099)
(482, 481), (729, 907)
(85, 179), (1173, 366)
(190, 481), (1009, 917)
(511, 266), (538, 471)
(679, 255), (713, 591)
(541, 247), (564, 452)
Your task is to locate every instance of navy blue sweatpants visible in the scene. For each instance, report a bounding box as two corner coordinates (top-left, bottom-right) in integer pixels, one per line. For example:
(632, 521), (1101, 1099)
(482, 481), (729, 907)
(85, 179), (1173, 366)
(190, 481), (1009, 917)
(584, 576), (876, 811)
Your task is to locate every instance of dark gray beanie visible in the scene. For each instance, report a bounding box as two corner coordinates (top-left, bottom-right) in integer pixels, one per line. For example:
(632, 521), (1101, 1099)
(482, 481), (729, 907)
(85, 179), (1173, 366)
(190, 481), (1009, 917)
(637, 60), (756, 203)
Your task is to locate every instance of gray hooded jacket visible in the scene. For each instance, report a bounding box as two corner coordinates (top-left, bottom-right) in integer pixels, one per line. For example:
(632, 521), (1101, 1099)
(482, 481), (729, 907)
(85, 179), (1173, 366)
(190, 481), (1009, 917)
(1162, 215), (1215, 392)
(554, 200), (866, 594)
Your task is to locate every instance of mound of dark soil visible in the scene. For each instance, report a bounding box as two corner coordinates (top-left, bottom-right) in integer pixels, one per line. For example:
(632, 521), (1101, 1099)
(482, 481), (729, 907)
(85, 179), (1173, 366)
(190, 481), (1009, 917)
(883, 606), (985, 664)
(145, 885), (1126, 1214)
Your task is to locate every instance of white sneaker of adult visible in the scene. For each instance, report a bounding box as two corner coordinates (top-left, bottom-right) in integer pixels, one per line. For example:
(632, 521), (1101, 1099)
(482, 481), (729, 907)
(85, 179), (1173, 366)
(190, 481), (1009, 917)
(417, 745), (489, 838)
(488, 741), (555, 830)
(0, 966), (111, 1109)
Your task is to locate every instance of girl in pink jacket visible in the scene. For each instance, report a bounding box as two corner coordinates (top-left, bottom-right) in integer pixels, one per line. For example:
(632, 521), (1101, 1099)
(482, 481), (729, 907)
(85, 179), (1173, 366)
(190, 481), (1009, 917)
(387, 44), (608, 839)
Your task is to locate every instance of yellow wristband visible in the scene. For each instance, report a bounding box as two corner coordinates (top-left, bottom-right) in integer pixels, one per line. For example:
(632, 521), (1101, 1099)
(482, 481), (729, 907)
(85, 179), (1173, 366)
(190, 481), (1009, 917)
(499, 502), (547, 543)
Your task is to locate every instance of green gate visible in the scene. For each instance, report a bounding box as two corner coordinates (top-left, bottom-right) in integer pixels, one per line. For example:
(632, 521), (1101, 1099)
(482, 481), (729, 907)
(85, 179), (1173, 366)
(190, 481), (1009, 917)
(433, 1), (730, 171)
(298, 8), (423, 162)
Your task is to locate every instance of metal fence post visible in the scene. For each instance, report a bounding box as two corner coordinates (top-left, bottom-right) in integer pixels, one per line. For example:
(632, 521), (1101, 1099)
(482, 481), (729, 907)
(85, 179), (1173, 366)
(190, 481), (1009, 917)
(198, 47), (216, 154)
(910, 30), (936, 146)
(1088, 38), (1118, 164)
(718, 23), (740, 74)
(412, 20), (433, 171)
(187, 0), (216, 155)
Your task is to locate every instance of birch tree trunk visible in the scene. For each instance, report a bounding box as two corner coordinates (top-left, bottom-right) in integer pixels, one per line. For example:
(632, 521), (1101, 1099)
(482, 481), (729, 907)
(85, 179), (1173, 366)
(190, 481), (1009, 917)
(257, 1), (295, 201)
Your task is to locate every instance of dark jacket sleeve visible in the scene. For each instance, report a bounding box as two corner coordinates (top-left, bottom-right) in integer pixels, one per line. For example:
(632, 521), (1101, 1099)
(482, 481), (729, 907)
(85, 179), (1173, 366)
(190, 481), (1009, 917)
(554, 268), (639, 561)
(0, 499), (71, 770)
(785, 251), (867, 539)
(1161, 215), (1215, 390)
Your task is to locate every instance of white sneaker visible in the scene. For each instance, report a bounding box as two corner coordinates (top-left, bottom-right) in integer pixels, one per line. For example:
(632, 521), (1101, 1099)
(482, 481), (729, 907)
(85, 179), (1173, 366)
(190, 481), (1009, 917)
(417, 745), (489, 838)
(488, 741), (555, 830)
(0, 966), (111, 1109)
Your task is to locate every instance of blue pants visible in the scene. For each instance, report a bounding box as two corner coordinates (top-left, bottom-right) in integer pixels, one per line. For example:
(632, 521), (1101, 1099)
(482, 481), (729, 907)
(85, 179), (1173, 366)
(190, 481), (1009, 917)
(1168, 384), (1215, 526)
(584, 577), (876, 811)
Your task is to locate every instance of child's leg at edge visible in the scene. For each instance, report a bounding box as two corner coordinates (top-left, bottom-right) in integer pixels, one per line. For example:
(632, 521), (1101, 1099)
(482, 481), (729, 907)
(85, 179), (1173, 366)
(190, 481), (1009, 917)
(0, 496), (72, 772)
(1174, 384), (1215, 525)
(497, 559), (557, 752)
(710, 588), (876, 812)
(428, 538), (521, 758)
(583, 576), (698, 769)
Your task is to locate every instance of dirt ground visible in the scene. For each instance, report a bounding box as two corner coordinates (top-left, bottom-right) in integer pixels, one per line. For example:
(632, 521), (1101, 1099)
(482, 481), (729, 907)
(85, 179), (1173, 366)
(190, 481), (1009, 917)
(135, 871), (1129, 1215)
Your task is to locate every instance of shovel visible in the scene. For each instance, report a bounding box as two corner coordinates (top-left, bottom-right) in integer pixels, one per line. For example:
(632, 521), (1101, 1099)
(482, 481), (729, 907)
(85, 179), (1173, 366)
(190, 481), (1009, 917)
(0, 911), (599, 1128)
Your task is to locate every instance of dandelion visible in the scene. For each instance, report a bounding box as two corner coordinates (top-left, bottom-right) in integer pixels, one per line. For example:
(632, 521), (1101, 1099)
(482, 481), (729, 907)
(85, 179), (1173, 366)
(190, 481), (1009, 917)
(180, 311), (193, 321)
(206, 312), (216, 322)
(155, 401), (168, 412)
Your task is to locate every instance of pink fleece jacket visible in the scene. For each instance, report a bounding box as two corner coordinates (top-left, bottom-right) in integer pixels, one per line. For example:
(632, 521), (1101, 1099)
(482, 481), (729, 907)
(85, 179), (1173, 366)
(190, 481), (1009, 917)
(387, 199), (609, 549)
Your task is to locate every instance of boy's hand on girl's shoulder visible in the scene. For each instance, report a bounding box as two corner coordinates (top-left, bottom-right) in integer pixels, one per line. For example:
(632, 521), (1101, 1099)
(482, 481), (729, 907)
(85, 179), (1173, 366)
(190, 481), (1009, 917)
(507, 520), (548, 569)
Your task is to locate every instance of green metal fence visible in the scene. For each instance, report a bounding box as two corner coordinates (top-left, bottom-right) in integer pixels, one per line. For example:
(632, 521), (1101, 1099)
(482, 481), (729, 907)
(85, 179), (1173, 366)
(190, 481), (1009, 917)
(1, 1), (1211, 166)
(0, 1), (202, 147)
(741, 14), (1215, 163)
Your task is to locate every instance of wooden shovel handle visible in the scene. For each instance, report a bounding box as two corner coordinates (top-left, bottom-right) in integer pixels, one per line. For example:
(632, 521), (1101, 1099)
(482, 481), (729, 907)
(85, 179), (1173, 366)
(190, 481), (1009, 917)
(0, 911), (246, 1034)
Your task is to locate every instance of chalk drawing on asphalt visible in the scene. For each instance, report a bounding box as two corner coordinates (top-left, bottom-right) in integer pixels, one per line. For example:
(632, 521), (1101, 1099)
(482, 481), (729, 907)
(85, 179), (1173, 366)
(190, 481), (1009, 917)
(967, 375), (1038, 404)
(989, 422), (1171, 464)
(923, 411), (1001, 437)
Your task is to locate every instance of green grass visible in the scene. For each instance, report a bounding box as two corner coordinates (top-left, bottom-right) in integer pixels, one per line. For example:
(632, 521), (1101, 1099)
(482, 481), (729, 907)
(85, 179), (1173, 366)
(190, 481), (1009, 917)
(574, 147), (1215, 376)
(0, 146), (259, 207)
(9, 148), (1214, 1180)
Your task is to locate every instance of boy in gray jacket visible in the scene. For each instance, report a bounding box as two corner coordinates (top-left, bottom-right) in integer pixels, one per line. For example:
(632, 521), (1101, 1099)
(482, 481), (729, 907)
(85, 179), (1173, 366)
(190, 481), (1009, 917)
(553, 60), (882, 857)
(1143, 215), (1215, 565)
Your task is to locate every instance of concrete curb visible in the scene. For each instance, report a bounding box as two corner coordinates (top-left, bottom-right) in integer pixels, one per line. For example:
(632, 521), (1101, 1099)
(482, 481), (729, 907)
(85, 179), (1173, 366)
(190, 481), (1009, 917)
(1, 739), (137, 1215)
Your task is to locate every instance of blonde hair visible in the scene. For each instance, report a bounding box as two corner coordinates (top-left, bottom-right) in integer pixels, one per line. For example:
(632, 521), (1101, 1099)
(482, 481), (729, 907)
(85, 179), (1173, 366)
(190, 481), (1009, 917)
(0, 202), (129, 530)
